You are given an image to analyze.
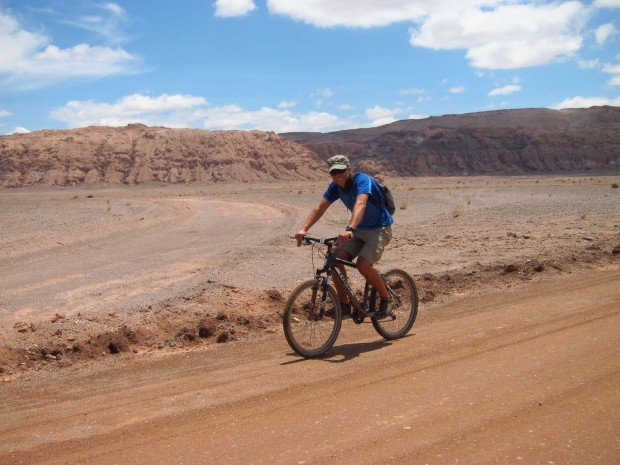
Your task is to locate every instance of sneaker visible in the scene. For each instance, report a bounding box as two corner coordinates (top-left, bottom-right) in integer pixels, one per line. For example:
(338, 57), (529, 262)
(377, 297), (394, 318)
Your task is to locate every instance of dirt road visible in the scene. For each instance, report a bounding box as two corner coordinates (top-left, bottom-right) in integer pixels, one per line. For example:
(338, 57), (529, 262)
(1, 267), (618, 465)
(0, 197), (287, 325)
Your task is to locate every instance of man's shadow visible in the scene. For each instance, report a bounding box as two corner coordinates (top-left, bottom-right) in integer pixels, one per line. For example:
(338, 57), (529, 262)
(281, 338), (393, 365)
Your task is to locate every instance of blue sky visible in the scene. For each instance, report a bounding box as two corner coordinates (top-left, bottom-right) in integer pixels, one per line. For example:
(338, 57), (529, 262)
(0, 0), (619, 134)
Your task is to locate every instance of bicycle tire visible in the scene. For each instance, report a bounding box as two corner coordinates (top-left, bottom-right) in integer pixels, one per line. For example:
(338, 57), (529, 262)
(371, 269), (418, 340)
(283, 279), (342, 358)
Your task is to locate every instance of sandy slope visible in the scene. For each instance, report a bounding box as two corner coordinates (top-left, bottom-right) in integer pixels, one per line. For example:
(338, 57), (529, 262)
(0, 268), (618, 465)
(0, 175), (618, 373)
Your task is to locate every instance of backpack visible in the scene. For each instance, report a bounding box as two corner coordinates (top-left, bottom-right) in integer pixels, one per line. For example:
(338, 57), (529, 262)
(372, 177), (396, 215)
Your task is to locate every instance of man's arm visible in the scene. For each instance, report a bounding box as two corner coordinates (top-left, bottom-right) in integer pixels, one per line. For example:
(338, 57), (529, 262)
(338, 193), (369, 244)
(349, 193), (368, 229)
(295, 197), (331, 246)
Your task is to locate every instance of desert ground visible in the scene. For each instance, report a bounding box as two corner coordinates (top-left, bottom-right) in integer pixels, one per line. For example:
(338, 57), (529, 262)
(0, 175), (619, 464)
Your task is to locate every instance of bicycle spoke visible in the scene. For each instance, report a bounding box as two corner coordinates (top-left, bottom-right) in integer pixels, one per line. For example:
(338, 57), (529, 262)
(283, 280), (342, 357)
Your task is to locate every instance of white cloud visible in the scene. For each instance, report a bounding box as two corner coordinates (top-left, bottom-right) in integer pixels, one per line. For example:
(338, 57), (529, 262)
(593, 0), (620, 7)
(578, 58), (601, 69)
(595, 23), (615, 45)
(365, 105), (403, 126)
(202, 105), (349, 132)
(277, 100), (297, 108)
(400, 87), (425, 95)
(50, 92), (352, 132)
(410, 2), (586, 69)
(603, 62), (620, 86)
(0, 10), (137, 89)
(417, 96), (432, 103)
(60, 2), (129, 44)
(449, 86), (465, 94)
(266, 1), (590, 69)
(312, 87), (333, 98)
(0, 109), (11, 117)
(488, 84), (521, 96)
(8, 126), (30, 134)
(550, 96), (620, 109)
(51, 93), (208, 127)
(338, 103), (354, 110)
(408, 113), (427, 120)
(214, 0), (257, 18)
(267, 0), (433, 28)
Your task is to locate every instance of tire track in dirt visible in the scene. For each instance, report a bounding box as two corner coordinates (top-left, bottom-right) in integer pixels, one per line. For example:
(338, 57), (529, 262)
(0, 268), (617, 465)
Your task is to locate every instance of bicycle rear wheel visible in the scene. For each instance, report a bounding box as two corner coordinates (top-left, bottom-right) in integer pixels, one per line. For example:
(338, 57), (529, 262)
(371, 269), (418, 340)
(283, 279), (342, 358)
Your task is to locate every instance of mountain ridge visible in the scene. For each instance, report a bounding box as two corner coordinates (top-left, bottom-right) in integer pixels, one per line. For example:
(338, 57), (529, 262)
(281, 106), (620, 176)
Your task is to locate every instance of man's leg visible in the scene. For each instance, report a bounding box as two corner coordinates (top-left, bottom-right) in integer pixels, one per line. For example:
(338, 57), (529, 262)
(332, 248), (352, 305)
(356, 256), (389, 299)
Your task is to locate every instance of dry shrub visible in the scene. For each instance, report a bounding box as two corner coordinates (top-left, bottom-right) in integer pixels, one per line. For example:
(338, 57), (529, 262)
(612, 183), (619, 188)
(451, 205), (463, 218)
(400, 199), (409, 210)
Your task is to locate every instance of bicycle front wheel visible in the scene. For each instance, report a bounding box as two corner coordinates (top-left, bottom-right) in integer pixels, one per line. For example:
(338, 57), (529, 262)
(283, 279), (342, 358)
(371, 269), (418, 340)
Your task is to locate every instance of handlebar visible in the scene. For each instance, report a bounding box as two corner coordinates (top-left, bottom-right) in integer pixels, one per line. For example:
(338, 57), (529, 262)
(300, 236), (339, 246)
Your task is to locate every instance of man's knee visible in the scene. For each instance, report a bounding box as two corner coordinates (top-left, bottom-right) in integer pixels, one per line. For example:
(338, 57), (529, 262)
(334, 248), (352, 261)
(356, 256), (374, 272)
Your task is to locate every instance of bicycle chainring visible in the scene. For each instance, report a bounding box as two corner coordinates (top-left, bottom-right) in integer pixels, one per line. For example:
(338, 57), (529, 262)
(352, 310), (365, 324)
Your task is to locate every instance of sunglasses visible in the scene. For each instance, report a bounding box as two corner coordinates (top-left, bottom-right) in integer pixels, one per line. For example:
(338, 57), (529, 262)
(330, 168), (348, 175)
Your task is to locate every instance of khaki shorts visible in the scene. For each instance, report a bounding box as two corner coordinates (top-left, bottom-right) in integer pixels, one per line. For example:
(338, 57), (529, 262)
(339, 226), (392, 264)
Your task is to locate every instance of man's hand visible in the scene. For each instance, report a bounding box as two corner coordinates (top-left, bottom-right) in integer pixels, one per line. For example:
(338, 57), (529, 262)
(338, 230), (353, 245)
(295, 229), (308, 247)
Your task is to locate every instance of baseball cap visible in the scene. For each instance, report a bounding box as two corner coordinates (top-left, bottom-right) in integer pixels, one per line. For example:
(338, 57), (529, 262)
(326, 155), (350, 173)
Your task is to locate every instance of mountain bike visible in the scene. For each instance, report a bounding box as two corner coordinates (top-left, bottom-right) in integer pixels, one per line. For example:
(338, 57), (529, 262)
(283, 235), (418, 358)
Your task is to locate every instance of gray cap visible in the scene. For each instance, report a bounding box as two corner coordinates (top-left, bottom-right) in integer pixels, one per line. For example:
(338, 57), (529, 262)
(326, 154), (350, 172)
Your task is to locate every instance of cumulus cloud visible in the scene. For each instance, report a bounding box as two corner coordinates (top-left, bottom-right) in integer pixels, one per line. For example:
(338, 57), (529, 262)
(410, 2), (586, 69)
(267, 0), (432, 28)
(51, 93), (208, 127)
(266, 1), (589, 70)
(277, 100), (297, 108)
(8, 126), (30, 134)
(449, 86), (465, 94)
(0, 109), (11, 117)
(603, 62), (620, 86)
(595, 23), (615, 45)
(0, 10), (137, 89)
(550, 96), (620, 109)
(578, 58), (601, 69)
(365, 105), (404, 126)
(202, 105), (349, 132)
(50, 92), (352, 132)
(488, 84), (521, 96)
(214, 0), (257, 18)
(593, 0), (620, 7)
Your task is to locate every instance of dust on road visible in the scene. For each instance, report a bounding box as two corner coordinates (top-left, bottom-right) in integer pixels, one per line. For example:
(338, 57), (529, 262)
(0, 268), (618, 465)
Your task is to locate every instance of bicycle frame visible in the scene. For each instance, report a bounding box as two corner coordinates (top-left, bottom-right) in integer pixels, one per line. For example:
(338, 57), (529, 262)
(308, 238), (377, 320)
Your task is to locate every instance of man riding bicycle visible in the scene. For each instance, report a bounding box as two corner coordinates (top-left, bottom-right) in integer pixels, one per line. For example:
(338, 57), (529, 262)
(295, 155), (394, 317)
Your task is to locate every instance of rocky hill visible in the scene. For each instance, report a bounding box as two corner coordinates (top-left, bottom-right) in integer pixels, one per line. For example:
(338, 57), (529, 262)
(283, 106), (620, 176)
(0, 125), (324, 187)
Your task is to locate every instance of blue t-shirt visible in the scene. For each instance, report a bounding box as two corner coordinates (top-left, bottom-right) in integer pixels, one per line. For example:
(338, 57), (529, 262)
(323, 172), (394, 230)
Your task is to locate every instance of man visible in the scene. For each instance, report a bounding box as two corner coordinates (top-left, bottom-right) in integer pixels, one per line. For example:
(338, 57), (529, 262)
(295, 154), (394, 316)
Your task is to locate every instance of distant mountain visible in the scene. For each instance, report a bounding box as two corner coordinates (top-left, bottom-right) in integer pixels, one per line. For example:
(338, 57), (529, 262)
(0, 125), (324, 187)
(282, 106), (620, 176)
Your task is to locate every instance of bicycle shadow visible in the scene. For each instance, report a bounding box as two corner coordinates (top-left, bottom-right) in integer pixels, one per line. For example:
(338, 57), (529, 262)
(281, 338), (393, 365)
